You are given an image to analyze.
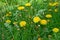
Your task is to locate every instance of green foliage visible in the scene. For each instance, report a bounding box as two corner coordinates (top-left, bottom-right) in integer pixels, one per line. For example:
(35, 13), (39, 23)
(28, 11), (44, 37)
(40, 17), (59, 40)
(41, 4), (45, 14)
(0, 0), (60, 40)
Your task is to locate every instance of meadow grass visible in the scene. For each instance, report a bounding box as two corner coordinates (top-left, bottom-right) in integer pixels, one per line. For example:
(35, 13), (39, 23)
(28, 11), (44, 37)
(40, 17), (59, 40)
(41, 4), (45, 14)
(0, 0), (60, 40)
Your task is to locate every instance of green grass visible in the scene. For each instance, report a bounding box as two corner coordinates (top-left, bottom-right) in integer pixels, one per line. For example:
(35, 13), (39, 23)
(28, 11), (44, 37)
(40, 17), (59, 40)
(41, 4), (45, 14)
(0, 0), (60, 40)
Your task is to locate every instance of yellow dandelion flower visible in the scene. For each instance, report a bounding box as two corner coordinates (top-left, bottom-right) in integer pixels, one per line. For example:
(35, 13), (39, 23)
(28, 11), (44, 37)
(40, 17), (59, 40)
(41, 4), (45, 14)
(33, 16), (41, 23)
(6, 13), (11, 16)
(49, 3), (53, 6)
(40, 20), (47, 25)
(6, 20), (11, 23)
(6, 12), (11, 16)
(6, 14), (10, 16)
(49, 2), (58, 6)
(53, 2), (58, 6)
(52, 28), (59, 33)
(45, 14), (52, 18)
(38, 37), (42, 40)
(19, 21), (26, 27)
(54, 9), (58, 12)
(18, 6), (24, 10)
(25, 3), (31, 7)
